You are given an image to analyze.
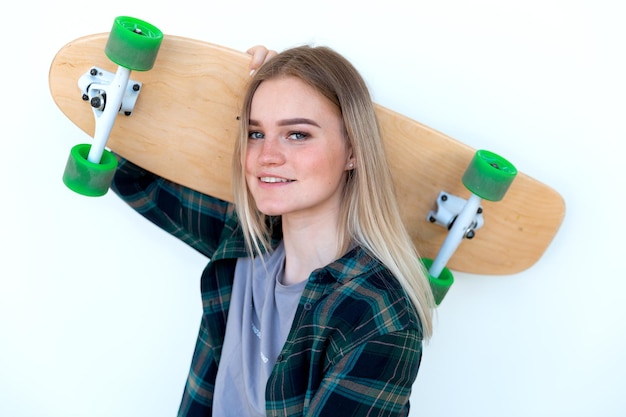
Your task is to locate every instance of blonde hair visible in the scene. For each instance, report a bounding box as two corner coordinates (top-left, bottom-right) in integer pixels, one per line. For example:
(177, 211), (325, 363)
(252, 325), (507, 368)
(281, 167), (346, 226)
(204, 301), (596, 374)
(232, 46), (434, 338)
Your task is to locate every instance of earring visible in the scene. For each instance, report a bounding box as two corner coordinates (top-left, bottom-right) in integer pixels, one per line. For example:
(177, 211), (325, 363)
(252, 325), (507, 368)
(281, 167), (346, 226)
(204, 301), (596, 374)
(348, 162), (354, 169)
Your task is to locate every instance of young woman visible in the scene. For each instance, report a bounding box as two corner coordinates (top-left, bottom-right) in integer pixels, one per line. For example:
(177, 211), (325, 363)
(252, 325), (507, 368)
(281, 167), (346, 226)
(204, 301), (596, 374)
(112, 45), (435, 417)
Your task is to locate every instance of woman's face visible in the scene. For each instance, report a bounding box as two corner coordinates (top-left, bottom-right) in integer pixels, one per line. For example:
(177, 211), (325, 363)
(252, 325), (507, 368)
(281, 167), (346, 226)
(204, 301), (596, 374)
(245, 76), (353, 221)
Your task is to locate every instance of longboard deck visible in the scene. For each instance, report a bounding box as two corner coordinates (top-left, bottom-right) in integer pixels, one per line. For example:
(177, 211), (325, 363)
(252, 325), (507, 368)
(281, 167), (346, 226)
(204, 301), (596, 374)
(49, 33), (565, 275)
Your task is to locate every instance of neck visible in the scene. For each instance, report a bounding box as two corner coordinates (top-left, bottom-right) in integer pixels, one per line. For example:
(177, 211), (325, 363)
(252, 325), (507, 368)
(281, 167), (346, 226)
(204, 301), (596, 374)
(281, 211), (342, 285)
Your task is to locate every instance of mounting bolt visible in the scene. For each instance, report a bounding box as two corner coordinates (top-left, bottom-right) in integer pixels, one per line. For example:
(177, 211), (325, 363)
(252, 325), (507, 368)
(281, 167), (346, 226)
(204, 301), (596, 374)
(90, 95), (104, 110)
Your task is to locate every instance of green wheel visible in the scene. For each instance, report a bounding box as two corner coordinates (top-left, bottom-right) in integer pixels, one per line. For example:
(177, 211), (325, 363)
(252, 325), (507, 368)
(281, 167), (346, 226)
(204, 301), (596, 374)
(62, 144), (118, 197)
(105, 16), (163, 71)
(462, 150), (517, 202)
(421, 258), (454, 306)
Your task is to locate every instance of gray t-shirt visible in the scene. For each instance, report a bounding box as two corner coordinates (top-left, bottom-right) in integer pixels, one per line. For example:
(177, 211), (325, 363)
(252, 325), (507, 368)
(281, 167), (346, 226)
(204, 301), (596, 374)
(213, 242), (307, 416)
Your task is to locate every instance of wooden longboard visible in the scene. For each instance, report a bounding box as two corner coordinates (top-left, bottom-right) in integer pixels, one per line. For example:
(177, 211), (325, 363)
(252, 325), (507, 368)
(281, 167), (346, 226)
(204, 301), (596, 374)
(49, 32), (565, 275)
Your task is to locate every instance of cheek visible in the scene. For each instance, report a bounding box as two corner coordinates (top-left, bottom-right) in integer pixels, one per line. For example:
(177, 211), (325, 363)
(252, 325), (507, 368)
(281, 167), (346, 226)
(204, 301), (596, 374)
(242, 149), (257, 189)
(243, 146), (255, 172)
(317, 151), (348, 184)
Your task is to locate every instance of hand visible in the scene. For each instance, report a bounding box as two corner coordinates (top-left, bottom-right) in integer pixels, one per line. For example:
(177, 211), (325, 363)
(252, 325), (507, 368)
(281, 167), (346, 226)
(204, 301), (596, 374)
(246, 45), (278, 75)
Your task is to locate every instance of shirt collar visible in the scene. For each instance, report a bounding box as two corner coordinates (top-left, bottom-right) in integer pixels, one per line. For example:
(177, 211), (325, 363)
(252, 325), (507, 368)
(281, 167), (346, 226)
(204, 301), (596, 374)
(211, 214), (283, 261)
(213, 214), (379, 284)
(313, 246), (381, 284)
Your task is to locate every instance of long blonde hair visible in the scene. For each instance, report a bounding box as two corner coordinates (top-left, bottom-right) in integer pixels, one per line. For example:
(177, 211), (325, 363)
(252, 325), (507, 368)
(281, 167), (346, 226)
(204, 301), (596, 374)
(232, 46), (434, 338)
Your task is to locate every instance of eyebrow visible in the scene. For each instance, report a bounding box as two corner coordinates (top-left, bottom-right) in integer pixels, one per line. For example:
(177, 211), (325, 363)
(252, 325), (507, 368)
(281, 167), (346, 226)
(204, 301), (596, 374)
(249, 118), (321, 128)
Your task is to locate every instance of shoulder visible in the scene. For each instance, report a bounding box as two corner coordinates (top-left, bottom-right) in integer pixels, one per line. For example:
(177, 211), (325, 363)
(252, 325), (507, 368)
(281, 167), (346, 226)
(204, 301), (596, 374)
(313, 247), (422, 339)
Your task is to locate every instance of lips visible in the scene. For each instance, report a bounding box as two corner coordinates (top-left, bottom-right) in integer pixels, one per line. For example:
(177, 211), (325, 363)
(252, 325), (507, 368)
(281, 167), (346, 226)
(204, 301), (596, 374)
(260, 176), (294, 183)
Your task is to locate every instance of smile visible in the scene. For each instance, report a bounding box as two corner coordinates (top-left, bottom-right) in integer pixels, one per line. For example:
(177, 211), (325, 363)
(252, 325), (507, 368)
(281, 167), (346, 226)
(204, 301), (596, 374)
(260, 177), (294, 183)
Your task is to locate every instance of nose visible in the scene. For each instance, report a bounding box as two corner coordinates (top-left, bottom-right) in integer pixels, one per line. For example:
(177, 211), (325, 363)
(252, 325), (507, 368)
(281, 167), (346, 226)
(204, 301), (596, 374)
(256, 136), (285, 166)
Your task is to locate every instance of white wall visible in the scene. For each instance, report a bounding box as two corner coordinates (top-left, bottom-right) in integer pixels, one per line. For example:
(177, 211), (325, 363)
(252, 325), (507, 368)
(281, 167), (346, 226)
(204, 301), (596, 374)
(2, 0), (624, 416)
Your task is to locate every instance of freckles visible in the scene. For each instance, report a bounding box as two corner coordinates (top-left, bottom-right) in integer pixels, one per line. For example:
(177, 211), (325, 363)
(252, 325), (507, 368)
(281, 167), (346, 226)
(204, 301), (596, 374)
(244, 148), (255, 171)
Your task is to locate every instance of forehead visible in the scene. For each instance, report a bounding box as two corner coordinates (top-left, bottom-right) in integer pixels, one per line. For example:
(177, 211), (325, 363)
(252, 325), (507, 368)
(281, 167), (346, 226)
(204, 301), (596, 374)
(250, 76), (340, 121)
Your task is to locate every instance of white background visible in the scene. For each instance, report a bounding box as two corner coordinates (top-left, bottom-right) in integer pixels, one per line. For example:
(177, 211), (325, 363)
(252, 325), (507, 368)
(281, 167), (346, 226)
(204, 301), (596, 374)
(2, 0), (624, 416)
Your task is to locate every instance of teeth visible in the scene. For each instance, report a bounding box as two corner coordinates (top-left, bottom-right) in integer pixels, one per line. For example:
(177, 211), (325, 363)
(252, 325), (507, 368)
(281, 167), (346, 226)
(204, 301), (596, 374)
(260, 177), (291, 183)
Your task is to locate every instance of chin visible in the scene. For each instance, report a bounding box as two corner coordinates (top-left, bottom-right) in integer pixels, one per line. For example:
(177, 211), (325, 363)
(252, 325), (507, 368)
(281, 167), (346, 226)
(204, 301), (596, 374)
(255, 204), (286, 217)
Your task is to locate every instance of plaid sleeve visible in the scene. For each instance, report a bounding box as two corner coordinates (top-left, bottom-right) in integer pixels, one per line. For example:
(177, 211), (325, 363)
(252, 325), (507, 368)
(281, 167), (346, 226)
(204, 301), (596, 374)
(307, 329), (421, 417)
(111, 157), (232, 257)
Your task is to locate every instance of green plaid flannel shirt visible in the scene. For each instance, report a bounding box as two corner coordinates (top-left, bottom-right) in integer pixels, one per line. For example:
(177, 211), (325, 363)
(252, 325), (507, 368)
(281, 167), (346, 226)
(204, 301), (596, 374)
(112, 158), (424, 417)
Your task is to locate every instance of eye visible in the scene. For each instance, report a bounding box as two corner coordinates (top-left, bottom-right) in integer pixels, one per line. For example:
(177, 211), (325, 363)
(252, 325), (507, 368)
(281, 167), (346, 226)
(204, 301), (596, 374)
(288, 131), (309, 141)
(248, 131), (264, 140)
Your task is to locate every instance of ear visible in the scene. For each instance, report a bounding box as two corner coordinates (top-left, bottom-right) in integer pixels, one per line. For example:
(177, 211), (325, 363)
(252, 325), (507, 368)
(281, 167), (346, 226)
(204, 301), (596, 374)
(344, 141), (355, 170)
(345, 148), (356, 170)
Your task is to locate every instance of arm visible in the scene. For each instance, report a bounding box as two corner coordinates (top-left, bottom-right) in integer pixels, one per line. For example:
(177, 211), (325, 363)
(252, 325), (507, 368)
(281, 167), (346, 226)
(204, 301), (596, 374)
(111, 157), (231, 257)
